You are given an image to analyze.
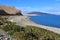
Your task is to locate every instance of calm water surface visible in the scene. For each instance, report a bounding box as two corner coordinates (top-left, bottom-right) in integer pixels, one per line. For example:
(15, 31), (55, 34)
(30, 15), (60, 28)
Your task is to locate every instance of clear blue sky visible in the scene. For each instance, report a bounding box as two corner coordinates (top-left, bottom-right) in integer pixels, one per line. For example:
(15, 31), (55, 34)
(0, 0), (60, 15)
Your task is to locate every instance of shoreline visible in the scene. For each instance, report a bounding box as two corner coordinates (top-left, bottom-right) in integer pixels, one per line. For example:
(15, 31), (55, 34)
(7, 15), (60, 34)
(26, 16), (60, 34)
(27, 23), (60, 34)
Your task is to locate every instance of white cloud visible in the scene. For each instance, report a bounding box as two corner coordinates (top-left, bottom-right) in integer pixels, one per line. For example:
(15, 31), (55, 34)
(39, 7), (60, 15)
(16, 6), (60, 15)
(16, 7), (40, 13)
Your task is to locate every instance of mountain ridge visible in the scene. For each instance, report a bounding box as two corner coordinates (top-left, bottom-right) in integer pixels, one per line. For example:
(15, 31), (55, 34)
(27, 12), (56, 16)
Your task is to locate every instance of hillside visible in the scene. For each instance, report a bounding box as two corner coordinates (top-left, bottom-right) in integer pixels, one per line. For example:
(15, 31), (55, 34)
(27, 12), (56, 16)
(0, 16), (60, 40)
(0, 5), (22, 15)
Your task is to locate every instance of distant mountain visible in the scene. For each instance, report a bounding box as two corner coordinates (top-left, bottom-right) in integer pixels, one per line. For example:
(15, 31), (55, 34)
(27, 12), (55, 16)
(0, 5), (22, 15)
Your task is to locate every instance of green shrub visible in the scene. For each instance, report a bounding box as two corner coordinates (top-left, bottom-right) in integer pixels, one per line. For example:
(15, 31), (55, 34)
(0, 16), (60, 40)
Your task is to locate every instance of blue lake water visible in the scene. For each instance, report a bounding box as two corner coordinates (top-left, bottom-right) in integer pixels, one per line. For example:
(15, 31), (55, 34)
(30, 15), (60, 28)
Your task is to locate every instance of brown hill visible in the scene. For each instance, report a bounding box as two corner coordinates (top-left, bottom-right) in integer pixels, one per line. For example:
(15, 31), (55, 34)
(0, 5), (22, 15)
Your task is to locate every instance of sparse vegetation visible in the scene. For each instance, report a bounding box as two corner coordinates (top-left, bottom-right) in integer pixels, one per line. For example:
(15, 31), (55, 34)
(0, 16), (60, 40)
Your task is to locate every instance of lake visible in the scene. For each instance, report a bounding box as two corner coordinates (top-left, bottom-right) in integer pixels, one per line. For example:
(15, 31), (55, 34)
(30, 15), (60, 28)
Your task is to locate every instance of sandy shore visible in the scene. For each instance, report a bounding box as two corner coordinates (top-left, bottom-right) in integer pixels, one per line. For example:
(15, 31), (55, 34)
(8, 15), (60, 34)
(27, 23), (60, 34)
(24, 15), (60, 34)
